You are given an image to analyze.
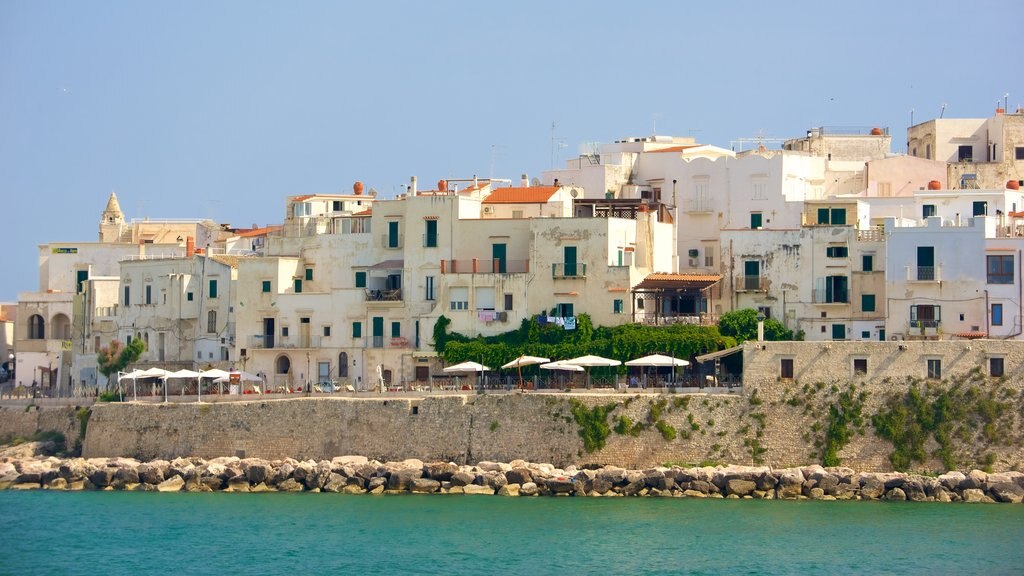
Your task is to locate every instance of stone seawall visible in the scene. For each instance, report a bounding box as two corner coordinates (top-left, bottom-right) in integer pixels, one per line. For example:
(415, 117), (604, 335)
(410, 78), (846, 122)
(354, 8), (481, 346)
(78, 369), (1024, 472)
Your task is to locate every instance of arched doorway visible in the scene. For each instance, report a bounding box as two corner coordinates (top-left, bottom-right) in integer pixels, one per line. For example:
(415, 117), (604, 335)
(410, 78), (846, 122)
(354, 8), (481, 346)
(51, 313), (71, 340)
(338, 352), (348, 378)
(275, 355), (291, 389)
(28, 314), (45, 339)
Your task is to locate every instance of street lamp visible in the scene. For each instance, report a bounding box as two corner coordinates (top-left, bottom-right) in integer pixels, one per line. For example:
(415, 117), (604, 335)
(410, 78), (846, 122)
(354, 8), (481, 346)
(305, 351), (311, 395)
(756, 311), (766, 342)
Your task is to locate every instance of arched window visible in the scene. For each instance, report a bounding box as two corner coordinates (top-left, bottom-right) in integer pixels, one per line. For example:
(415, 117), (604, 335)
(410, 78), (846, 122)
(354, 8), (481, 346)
(207, 310), (217, 334)
(338, 352), (348, 378)
(275, 355), (291, 374)
(51, 313), (71, 340)
(28, 315), (45, 339)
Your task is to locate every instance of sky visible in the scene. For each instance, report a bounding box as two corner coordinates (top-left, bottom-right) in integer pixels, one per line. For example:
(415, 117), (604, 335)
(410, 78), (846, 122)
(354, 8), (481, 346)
(1, 0), (1021, 301)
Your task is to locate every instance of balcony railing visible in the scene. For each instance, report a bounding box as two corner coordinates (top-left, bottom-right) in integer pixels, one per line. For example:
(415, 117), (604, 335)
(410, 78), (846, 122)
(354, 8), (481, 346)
(906, 266), (941, 282)
(735, 275), (767, 292)
(372, 335), (384, 348)
(552, 262), (587, 278)
(857, 228), (885, 242)
(248, 335), (274, 349)
(812, 289), (850, 304)
(910, 320), (940, 329)
(423, 233), (439, 248)
(365, 288), (402, 302)
(246, 335), (321, 349)
(381, 234), (403, 249)
(684, 199), (714, 213)
(441, 259), (530, 274)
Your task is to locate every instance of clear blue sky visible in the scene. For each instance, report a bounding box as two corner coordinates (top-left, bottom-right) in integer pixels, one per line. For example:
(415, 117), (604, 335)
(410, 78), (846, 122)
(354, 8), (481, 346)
(1, 0), (1021, 301)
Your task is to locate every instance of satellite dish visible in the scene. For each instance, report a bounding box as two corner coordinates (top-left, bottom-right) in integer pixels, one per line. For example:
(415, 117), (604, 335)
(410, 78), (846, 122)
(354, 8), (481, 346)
(369, 188), (378, 197)
(570, 189), (579, 198)
(531, 177), (541, 186)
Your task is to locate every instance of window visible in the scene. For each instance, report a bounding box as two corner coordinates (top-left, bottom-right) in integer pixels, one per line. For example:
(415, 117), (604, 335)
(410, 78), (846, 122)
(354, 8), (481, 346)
(352, 322), (362, 338)
(76, 270), (89, 294)
(990, 357), (1004, 378)
(449, 287), (469, 311)
(751, 177), (767, 200)
(861, 331), (871, 339)
(826, 246), (848, 258)
(262, 280), (271, 293)
(187, 292), (194, 301)
(613, 299), (623, 314)
(862, 294), (876, 312)
(305, 268), (313, 281)
(830, 208), (846, 225)
(207, 310), (217, 334)
(824, 276), (848, 303)
(910, 304), (940, 327)
(817, 207), (829, 225)
(391, 321), (401, 338)
(1016, 147), (1024, 161)
(704, 250), (714, 267)
(209, 279), (218, 299)
(750, 212), (763, 229)
(354, 271), (370, 289)
(294, 203), (311, 217)
(124, 286), (131, 306)
(425, 276), (435, 301)
(925, 144), (931, 160)
(332, 200), (342, 212)
(294, 279), (302, 293)
(927, 359), (942, 380)
(424, 220), (438, 247)
(28, 314), (45, 339)
(757, 306), (771, 319)
(145, 285), (152, 305)
(992, 303), (1003, 326)
(281, 326), (289, 337)
(958, 145), (972, 162)
(922, 204), (936, 218)
(853, 358), (868, 375)
(973, 201), (987, 216)
(504, 293), (513, 310)
(831, 324), (845, 340)
(780, 358), (794, 380)
(862, 254), (874, 272)
(557, 303), (574, 317)
(323, 325), (331, 337)
(987, 255), (1014, 284)
(877, 182), (891, 197)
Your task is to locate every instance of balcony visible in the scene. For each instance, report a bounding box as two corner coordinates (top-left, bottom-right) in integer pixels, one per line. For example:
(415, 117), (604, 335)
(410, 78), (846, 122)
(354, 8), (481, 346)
(735, 275), (767, 292)
(364, 288), (402, 302)
(423, 233), (439, 248)
(857, 228), (885, 242)
(441, 259), (530, 274)
(906, 266), (941, 282)
(684, 199), (714, 214)
(908, 320), (940, 339)
(246, 334), (321, 349)
(381, 234), (403, 249)
(812, 289), (849, 304)
(552, 262), (587, 278)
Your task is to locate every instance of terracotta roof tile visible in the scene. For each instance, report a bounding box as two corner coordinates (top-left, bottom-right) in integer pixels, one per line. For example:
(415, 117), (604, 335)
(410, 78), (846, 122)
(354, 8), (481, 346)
(482, 186), (559, 204)
(645, 145), (698, 154)
(236, 225), (282, 238)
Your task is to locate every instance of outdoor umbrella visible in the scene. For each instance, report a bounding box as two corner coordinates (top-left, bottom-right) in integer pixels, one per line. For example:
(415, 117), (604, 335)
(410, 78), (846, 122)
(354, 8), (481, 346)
(162, 369), (200, 403)
(625, 354), (690, 388)
(562, 355), (622, 389)
(500, 355), (550, 389)
(133, 367), (171, 401)
(539, 361), (584, 390)
(117, 370), (145, 402)
(443, 361), (491, 391)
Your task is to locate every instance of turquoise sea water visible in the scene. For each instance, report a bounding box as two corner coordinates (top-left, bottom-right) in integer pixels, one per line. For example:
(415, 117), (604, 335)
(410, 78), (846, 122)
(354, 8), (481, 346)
(2, 492), (1022, 575)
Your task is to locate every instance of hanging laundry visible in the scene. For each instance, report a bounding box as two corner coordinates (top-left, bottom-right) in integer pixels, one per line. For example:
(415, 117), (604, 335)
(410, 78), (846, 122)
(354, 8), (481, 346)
(564, 316), (577, 330)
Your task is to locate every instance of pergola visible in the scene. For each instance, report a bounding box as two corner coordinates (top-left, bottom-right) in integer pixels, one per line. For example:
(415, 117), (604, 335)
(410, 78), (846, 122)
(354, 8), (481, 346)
(631, 273), (722, 326)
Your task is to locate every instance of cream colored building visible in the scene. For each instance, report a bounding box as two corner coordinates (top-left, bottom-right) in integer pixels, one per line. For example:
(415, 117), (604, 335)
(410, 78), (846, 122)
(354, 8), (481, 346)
(907, 109), (1024, 189)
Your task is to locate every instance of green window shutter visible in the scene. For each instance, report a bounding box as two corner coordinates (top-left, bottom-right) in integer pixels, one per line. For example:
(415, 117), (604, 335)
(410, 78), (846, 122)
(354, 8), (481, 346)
(294, 279), (302, 293)
(352, 322), (362, 338)
(391, 321), (401, 338)
(817, 208), (830, 224)
(355, 271), (366, 288)
(209, 280), (218, 298)
(862, 294), (876, 312)
(262, 280), (271, 293)
(305, 268), (313, 281)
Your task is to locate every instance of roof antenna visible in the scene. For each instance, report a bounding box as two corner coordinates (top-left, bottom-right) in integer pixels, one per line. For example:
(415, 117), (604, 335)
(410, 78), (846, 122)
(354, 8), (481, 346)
(939, 103), (946, 118)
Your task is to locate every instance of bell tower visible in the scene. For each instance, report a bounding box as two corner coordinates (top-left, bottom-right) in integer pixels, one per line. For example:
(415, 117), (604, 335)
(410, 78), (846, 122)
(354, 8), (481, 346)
(99, 191), (126, 242)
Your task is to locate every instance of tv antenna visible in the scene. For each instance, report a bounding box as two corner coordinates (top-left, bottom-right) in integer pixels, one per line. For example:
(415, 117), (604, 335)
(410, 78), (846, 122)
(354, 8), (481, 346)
(550, 121), (567, 168)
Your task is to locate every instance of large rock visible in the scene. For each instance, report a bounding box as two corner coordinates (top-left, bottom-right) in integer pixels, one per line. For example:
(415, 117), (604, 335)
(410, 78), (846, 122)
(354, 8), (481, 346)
(988, 482), (1024, 504)
(322, 474), (346, 493)
(902, 479), (927, 502)
(519, 482), (539, 496)
(409, 478), (441, 494)
(461, 484), (495, 495)
(961, 488), (994, 503)
(505, 468), (533, 486)
(776, 471), (804, 499)
(88, 468), (115, 488)
(138, 463), (166, 485)
(816, 474), (839, 495)
(498, 484), (520, 497)
(157, 476), (185, 492)
(387, 467), (423, 491)
(938, 471), (966, 491)
(423, 462), (458, 482)
(481, 471), (508, 490)
(859, 477), (886, 500)
(245, 463), (272, 485)
(545, 477), (575, 494)
(449, 471), (475, 487)
(277, 478), (304, 492)
(886, 487), (907, 501)
(598, 467), (628, 486)
(726, 479), (757, 497)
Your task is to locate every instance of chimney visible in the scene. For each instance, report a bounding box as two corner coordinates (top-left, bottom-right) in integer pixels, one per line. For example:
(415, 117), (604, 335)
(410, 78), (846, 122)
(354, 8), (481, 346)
(521, 173), (529, 187)
(186, 237), (195, 257)
(554, 178), (560, 187)
(410, 176), (417, 196)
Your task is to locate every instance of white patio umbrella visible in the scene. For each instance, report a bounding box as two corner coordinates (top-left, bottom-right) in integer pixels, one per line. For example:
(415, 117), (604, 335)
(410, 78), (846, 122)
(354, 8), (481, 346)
(501, 355), (550, 389)
(625, 354), (690, 388)
(539, 361), (584, 371)
(117, 370), (145, 402)
(162, 369), (200, 403)
(443, 361), (491, 391)
(563, 355), (622, 389)
(124, 367), (170, 401)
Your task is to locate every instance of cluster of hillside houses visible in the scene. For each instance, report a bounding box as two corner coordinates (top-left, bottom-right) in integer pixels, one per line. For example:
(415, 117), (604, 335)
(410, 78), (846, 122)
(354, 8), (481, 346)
(4, 108), (1024, 392)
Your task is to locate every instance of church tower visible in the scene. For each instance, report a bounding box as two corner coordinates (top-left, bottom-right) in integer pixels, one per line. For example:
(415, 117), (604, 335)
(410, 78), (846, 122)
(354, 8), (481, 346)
(99, 191), (126, 242)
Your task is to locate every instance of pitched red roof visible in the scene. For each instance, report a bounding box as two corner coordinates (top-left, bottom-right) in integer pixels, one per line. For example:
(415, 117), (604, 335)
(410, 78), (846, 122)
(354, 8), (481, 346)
(645, 145), (698, 154)
(482, 186), (559, 204)
(236, 225), (282, 238)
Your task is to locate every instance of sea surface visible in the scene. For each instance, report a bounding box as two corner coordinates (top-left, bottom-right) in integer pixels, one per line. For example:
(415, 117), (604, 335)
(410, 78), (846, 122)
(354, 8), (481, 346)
(2, 491), (1022, 575)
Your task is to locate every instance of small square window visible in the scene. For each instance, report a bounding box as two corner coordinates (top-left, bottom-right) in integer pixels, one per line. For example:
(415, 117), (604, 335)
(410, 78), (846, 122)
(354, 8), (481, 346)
(352, 322), (362, 338)
(187, 292), (194, 302)
(862, 294), (876, 312)
(927, 359), (941, 380)
(853, 358), (868, 375)
(862, 254), (873, 272)
(355, 271), (367, 288)
(1015, 147), (1024, 161)
(323, 326), (331, 337)
(262, 280), (271, 293)
(861, 331), (871, 339)
(305, 268), (313, 281)
(281, 326), (289, 337)
(613, 299), (623, 314)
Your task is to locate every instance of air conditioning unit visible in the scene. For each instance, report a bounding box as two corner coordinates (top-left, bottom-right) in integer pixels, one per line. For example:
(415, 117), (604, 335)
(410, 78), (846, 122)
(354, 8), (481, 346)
(497, 311), (508, 322)
(688, 258), (698, 267)
(483, 206), (494, 214)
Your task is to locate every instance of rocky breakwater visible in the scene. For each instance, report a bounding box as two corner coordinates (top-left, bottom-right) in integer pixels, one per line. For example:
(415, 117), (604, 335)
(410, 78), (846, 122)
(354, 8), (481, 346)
(1, 444), (1023, 503)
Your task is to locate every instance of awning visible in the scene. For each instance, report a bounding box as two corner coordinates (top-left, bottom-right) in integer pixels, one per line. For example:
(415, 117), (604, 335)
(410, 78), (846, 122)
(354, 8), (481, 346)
(633, 273), (722, 291)
(695, 345), (743, 363)
(953, 331), (987, 339)
(370, 259), (404, 270)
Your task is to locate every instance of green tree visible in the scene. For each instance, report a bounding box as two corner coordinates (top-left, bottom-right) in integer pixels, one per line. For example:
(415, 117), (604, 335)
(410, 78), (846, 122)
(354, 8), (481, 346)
(718, 308), (792, 342)
(97, 339), (146, 389)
